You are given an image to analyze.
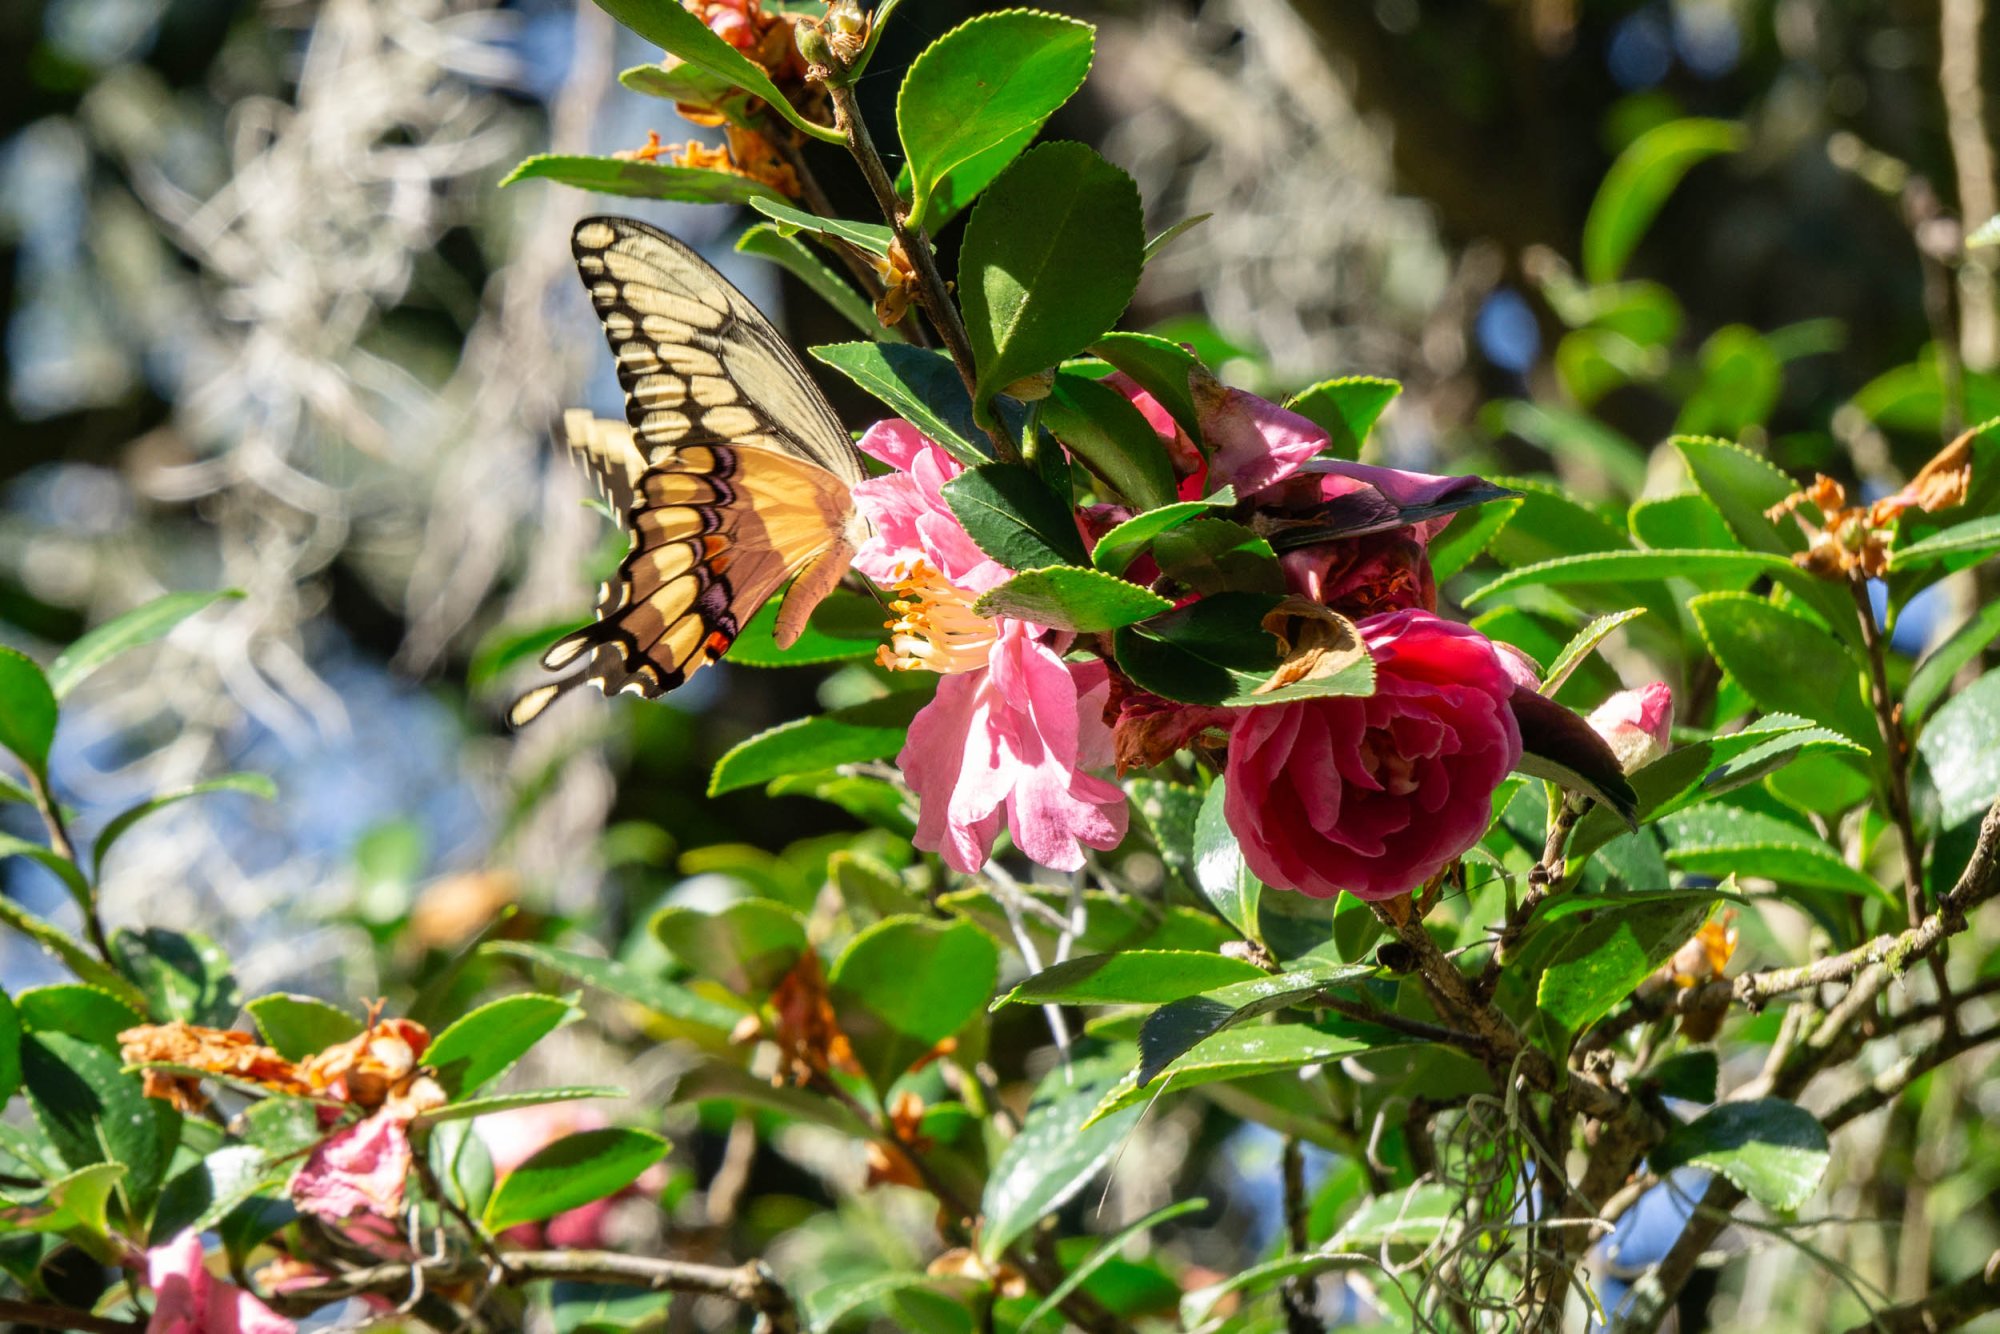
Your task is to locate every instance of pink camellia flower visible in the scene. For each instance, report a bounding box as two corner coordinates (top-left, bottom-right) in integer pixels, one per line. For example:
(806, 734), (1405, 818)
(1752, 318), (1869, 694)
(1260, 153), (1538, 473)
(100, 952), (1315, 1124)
(144, 1230), (295, 1334)
(290, 1110), (413, 1221)
(1588, 682), (1674, 773)
(1224, 609), (1524, 900)
(1105, 372), (1325, 499)
(477, 1103), (667, 1250)
(855, 420), (1127, 873)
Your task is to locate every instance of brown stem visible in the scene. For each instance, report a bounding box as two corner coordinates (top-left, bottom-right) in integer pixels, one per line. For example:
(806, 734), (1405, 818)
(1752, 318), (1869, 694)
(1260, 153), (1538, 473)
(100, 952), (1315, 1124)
(820, 76), (1017, 463)
(1837, 1248), (2000, 1334)
(1821, 1020), (2000, 1132)
(1943, 0), (2000, 372)
(1478, 797), (1582, 997)
(0, 1300), (140, 1333)
(766, 131), (928, 348)
(1279, 1135), (1320, 1333)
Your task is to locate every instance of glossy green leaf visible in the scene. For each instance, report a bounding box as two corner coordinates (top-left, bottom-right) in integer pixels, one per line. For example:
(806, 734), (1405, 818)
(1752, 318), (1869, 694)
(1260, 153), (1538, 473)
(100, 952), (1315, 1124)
(23, 1032), (178, 1216)
(1142, 213), (1210, 263)
(111, 927), (239, 1028)
(1891, 513), (2000, 570)
(1114, 592), (1374, 707)
(941, 462), (1090, 569)
(652, 899), (808, 997)
(1042, 371), (1179, 510)
(709, 692), (925, 796)
(618, 59), (754, 120)
(1630, 490), (1739, 552)
(1660, 806), (1892, 903)
(1089, 491), (1236, 577)
(10, 1162), (128, 1257)
(1651, 1099), (1828, 1211)
(1086, 1023), (1395, 1124)
(726, 588), (884, 668)
(980, 1054), (1143, 1262)
(1535, 896), (1714, 1033)
(960, 142), (1143, 425)
(94, 774), (275, 877)
(1285, 377), (1400, 460)
(812, 342), (991, 466)
(736, 222), (891, 342)
(1192, 777), (1262, 944)
(0, 832), (92, 914)
(1019, 1198), (1208, 1333)
(425, 994), (578, 1097)
(500, 153), (786, 204)
(1484, 477), (1630, 568)
(47, 590), (242, 699)
(1090, 332), (1203, 445)
(993, 950), (1267, 1009)
(483, 940), (743, 1031)
(246, 994), (364, 1062)
(415, 1086), (624, 1127)
(0, 898), (146, 1009)
(482, 1127), (670, 1231)
(1429, 497), (1521, 580)
(1541, 609), (1648, 697)
(1138, 960), (1373, 1085)
(1688, 593), (1876, 752)
(1909, 600), (2000, 722)
(0, 990), (18, 1106)
(1583, 118), (1745, 283)
(589, 0), (842, 143)
(747, 197), (895, 258)
(972, 565), (1173, 631)
(0, 647), (56, 778)
(1151, 519), (1285, 595)
(829, 915), (998, 1090)
(1918, 666), (2000, 825)
(897, 10), (1094, 232)
(1463, 549), (1794, 607)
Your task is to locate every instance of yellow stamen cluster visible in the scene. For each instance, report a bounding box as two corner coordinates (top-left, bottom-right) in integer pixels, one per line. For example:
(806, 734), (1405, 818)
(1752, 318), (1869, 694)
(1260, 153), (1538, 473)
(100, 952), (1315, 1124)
(877, 558), (997, 675)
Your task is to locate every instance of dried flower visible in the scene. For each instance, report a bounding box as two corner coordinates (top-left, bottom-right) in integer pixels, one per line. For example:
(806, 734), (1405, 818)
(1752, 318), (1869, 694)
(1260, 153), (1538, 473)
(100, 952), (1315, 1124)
(768, 951), (861, 1086)
(119, 1022), (310, 1114)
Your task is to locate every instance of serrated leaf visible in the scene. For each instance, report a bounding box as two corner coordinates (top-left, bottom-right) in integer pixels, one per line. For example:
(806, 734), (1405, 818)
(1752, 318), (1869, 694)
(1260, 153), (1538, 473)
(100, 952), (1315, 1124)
(1678, 325), (1781, 438)
(149, 1145), (281, 1247)
(1650, 1099), (1828, 1211)
(22, 1032), (178, 1218)
(652, 899), (807, 998)
(47, 590), (242, 699)
(709, 692), (925, 796)
(828, 915), (998, 1091)
(483, 940), (743, 1031)
(1284, 377), (1400, 460)
(960, 143), (1143, 425)
(993, 950), (1267, 1009)
(1088, 491), (1236, 576)
(971, 565), (1172, 631)
(589, 0), (842, 143)
(1891, 513), (2000, 570)
(1583, 118), (1744, 283)
(0, 898), (146, 1009)
(245, 994), (363, 1062)
(1918, 666), (2000, 825)
(1534, 896), (1714, 1034)
(1089, 332), (1204, 445)
(1659, 806), (1892, 903)
(12, 985), (140, 1050)
(500, 153), (786, 204)
(1463, 549), (1794, 607)
(425, 994), (578, 1098)
(941, 462), (1090, 570)
(979, 1055), (1141, 1262)
(747, 197), (894, 258)
(736, 223), (892, 343)
(812, 342), (992, 467)
(481, 1127), (670, 1231)
(1151, 519), (1285, 595)
(898, 10), (1095, 232)
(1142, 213), (1210, 263)
(94, 774), (275, 878)
(1085, 1023), (1401, 1124)
(0, 647), (56, 778)
(1429, 497), (1521, 581)
(1541, 609), (1648, 697)
(1630, 491), (1739, 551)
(112, 927), (239, 1028)
(415, 1086), (623, 1127)
(1688, 592), (1876, 754)
(1042, 371), (1180, 510)
(1137, 960), (1373, 1085)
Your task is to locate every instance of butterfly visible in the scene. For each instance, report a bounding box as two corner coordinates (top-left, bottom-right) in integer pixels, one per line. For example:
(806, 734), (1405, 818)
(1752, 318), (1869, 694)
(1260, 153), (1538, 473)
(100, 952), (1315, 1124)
(508, 216), (868, 728)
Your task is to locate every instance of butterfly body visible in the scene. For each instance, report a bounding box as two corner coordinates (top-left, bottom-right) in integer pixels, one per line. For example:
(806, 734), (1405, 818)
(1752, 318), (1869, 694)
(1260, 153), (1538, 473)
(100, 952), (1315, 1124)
(508, 217), (867, 728)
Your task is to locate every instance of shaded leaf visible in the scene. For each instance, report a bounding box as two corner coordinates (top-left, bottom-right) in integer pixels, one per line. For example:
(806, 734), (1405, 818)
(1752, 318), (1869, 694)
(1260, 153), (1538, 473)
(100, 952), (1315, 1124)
(736, 223), (890, 342)
(245, 994), (363, 1062)
(829, 915), (998, 1091)
(709, 692), (925, 796)
(1193, 777), (1262, 944)
(1583, 118), (1744, 283)
(1918, 666), (2000, 825)
(813, 342), (992, 467)
(941, 462), (1090, 570)
(500, 153), (785, 204)
(1137, 960), (1373, 1084)
(994, 950), (1266, 1009)
(425, 994), (578, 1097)
(1089, 333), (1203, 445)
(483, 940), (743, 1031)
(1285, 377), (1400, 460)
(481, 1128), (670, 1231)
(980, 1054), (1142, 1262)
(1659, 806), (1892, 903)
(1651, 1099), (1828, 1211)
(972, 565), (1173, 631)
(1043, 370), (1180, 510)
(589, 0), (842, 143)
(111, 927), (239, 1028)
(652, 900), (808, 998)
(747, 197), (894, 258)
(0, 647), (56, 778)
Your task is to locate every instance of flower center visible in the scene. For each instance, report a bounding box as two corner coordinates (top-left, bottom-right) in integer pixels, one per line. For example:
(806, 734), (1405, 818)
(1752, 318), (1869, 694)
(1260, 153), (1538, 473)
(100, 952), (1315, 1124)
(876, 558), (998, 675)
(1358, 732), (1419, 796)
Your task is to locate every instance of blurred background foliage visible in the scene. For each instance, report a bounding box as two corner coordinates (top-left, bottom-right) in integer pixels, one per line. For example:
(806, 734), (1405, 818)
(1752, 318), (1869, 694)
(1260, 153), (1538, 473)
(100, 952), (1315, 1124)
(4, 0), (1998, 1329)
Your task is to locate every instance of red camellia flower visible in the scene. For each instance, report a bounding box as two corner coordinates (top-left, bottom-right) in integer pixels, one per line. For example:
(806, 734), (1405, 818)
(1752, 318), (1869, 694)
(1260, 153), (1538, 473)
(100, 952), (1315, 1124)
(1224, 608), (1523, 900)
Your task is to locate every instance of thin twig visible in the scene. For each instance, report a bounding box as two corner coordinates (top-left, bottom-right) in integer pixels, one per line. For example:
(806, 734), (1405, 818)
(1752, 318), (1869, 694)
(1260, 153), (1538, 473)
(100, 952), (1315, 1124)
(1478, 798), (1582, 997)
(1836, 1248), (2000, 1334)
(0, 1300), (141, 1333)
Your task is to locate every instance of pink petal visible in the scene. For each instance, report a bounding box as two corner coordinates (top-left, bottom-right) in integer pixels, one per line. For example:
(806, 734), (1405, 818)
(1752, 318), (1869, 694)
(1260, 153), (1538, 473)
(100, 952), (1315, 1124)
(290, 1111), (413, 1221)
(1201, 387), (1330, 495)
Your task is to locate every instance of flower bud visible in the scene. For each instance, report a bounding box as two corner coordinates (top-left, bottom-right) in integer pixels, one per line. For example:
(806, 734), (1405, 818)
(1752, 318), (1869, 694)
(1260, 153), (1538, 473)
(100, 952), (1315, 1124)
(1587, 682), (1674, 773)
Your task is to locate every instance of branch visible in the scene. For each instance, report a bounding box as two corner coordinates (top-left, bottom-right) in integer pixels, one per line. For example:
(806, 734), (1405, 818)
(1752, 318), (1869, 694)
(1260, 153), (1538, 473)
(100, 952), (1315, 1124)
(1821, 1019), (2000, 1132)
(1478, 796), (1581, 996)
(1943, 0), (2000, 372)
(1837, 1249), (2000, 1334)
(0, 1301), (140, 1333)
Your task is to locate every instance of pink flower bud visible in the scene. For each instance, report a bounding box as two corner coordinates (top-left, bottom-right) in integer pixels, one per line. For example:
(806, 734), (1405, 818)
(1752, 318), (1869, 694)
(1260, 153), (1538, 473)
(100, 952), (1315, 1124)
(1587, 682), (1674, 773)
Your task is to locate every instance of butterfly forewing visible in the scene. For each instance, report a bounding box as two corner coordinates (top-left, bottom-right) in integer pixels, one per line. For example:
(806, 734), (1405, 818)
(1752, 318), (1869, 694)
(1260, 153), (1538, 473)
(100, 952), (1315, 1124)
(507, 219), (867, 728)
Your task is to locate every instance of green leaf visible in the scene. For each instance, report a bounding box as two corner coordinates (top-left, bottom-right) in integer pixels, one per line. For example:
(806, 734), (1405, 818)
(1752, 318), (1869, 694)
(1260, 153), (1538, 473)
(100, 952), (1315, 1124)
(979, 1055), (1143, 1262)
(812, 342), (992, 466)
(1673, 437), (1800, 557)
(1113, 592), (1338, 707)
(1188, 779), (1266, 949)
(1506, 690), (1640, 823)
(1085, 1023), (1394, 1124)
(111, 928), (239, 1028)
(245, 994), (363, 1062)
(47, 590), (242, 699)
(651, 899), (807, 997)
(481, 1127), (670, 1232)
(1429, 497), (1521, 581)
(1918, 666), (2000, 826)
(1137, 960), (1374, 1085)
(1909, 600), (2000, 722)
(0, 647), (56, 778)
(588, 0), (842, 143)
(1534, 896), (1715, 1033)
(22, 1032), (177, 1217)
(0, 899), (146, 1009)
(149, 1145), (283, 1248)
(1284, 377), (1400, 460)
(1090, 333), (1204, 446)
(1152, 519), (1285, 595)
(1891, 513), (2000, 570)
(1042, 371), (1180, 510)
(1126, 777), (1203, 886)
(1332, 1182), (1460, 1247)
(415, 1086), (624, 1127)
(0, 990), (18, 1106)
(769, 770), (917, 838)
(941, 462), (1090, 570)
(1180, 1252), (1373, 1327)
(1688, 593), (1876, 753)
(499, 153), (785, 204)
(960, 142), (1144, 425)
(1463, 549), (1795, 607)
(10, 1162), (128, 1256)
(425, 994), (578, 1098)
(1490, 399), (1649, 495)
(93, 774), (275, 878)
(1659, 806), (1893, 903)
(736, 223), (891, 342)
(1677, 325), (1782, 438)
(897, 10), (1095, 232)
(1541, 609), (1648, 697)
(1142, 214), (1210, 263)
(483, 940), (743, 1031)
(1018, 1198), (1208, 1333)
(1583, 118), (1745, 283)
(1651, 1051), (1720, 1102)
(0, 772), (31, 803)
(0, 832), (92, 915)
(747, 197), (895, 259)
(829, 915), (998, 1090)
(1484, 477), (1630, 568)
(1650, 1098), (1829, 1211)
(709, 692), (925, 796)
(725, 588), (884, 668)
(618, 59), (754, 120)
(993, 950), (1268, 1009)
(972, 565), (1172, 631)
(1089, 491), (1236, 577)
